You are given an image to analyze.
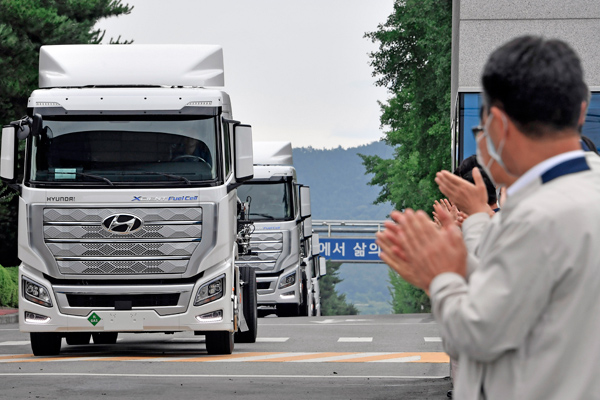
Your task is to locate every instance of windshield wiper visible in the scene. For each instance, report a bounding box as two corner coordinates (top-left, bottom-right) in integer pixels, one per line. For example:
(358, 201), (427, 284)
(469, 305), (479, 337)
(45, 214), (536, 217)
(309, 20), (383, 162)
(249, 213), (275, 220)
(70, 172), (114, 186)
(128, 171), (191, 185)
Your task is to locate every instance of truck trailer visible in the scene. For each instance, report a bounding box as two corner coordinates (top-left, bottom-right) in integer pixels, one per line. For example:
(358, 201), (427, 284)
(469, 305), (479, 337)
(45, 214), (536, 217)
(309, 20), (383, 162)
(236, 142), (326, 317)
(0, 44), (258, 356)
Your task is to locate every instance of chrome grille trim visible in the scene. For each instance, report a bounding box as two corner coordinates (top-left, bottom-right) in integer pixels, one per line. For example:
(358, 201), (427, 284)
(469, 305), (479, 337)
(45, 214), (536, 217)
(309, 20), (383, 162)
(57, 259), (188, 275)
(43, 207), (202, 275)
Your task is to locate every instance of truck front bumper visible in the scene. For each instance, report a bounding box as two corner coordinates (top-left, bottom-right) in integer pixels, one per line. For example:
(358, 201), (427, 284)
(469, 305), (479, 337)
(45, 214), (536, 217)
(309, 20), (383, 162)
(256, 264), (301, 306)
(19, 261), (237, 334)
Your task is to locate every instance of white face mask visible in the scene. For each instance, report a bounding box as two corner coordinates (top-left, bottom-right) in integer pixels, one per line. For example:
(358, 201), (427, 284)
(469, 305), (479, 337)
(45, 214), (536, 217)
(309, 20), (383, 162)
(483, 112), (508, 170)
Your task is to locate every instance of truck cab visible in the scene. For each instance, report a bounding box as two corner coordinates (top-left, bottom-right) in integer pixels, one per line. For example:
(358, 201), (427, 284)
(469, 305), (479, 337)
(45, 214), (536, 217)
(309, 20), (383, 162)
(235, 142), (325, 317)
(0, 44), (257, 355)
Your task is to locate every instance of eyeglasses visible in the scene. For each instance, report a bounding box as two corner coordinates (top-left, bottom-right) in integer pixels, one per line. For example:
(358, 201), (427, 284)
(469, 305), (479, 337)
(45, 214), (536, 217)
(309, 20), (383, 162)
(471, 125), (484, 138)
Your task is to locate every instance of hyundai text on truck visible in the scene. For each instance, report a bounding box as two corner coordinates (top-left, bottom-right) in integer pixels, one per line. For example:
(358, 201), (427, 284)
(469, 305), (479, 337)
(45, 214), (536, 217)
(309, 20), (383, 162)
(0, 44), (258, 356)
(235, 142), (326, 317)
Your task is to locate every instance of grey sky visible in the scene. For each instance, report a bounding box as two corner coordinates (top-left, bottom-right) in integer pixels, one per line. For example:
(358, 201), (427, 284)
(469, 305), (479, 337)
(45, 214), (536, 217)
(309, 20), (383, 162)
(96, 0), (395, 149)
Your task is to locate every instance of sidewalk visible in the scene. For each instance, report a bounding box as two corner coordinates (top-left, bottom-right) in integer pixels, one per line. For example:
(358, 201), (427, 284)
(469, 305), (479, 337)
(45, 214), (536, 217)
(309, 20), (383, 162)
(0, 308), (18, 324)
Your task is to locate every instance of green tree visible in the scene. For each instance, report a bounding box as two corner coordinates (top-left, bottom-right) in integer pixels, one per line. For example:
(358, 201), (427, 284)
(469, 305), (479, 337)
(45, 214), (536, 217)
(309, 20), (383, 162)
(0, 0), (132, 266)
(362, 0), (452, 312)
(388, 269), (430, 314)
(320, 261), (359, 316)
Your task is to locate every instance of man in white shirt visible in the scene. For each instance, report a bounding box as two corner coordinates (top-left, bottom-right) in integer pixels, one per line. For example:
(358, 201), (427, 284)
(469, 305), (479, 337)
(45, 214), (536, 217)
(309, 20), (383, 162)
(377, 36), (600, 399)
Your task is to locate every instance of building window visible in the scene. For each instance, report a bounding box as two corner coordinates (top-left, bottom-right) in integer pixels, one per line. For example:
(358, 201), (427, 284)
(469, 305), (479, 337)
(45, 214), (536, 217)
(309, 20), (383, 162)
(455, 92), (600, 165)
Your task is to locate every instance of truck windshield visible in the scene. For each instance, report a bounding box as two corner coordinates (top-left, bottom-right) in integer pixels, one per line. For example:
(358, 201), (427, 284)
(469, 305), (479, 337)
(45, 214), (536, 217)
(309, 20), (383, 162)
(29, 115), (219, 185)
(237, 182), (294, 221)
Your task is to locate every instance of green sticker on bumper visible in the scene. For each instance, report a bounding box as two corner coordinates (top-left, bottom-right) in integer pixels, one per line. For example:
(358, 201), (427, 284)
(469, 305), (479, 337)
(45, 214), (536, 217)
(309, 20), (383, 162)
(88, 312), (101, 326)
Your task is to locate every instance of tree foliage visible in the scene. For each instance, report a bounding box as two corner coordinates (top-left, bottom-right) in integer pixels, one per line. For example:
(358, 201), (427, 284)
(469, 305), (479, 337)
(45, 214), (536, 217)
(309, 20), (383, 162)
(362, 0), (452, 213)
(320, 261), (359, 316)
(0, 0), (132, 266)
(362, 0), (452, 313)
(388, 269), (430, 313)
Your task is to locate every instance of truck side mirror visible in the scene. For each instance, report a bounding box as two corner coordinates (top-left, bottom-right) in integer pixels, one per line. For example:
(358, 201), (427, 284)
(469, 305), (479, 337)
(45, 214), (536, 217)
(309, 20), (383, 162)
(299, 185), (311, 218)
(1, 125), (16, 181)
(311, 233), (320, 257)
(303, 216), (313, 238)
(234, 124), (254, 182)
(319, 257), (327, 277)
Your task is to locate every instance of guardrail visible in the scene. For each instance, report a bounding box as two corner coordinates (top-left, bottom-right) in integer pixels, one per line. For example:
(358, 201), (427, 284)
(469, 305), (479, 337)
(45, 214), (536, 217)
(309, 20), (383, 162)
(312, 220), (385, 238)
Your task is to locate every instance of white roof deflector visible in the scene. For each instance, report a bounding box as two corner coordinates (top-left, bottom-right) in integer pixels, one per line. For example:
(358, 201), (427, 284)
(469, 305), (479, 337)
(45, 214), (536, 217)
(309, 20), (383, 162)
(253, 142), (293, 166)
(39, 44), (224, 88)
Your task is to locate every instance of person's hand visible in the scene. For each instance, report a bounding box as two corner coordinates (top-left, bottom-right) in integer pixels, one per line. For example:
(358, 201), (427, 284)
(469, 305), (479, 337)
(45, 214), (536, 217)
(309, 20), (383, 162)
(379, 208), (467, 293)
(435, 168), (491, 216)
(433, 199), (460, 227)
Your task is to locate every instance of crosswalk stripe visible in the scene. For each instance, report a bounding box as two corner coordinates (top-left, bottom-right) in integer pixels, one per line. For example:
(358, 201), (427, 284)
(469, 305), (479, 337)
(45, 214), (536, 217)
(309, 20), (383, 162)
(337, 337), (373, 342)
(256, 337), (289, 343)
(424, 337), (442, 342)
(0, 351), (450, 363)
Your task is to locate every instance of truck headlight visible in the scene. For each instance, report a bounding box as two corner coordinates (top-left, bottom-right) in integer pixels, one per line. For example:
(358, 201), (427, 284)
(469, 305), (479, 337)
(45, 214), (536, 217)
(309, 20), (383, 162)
(194, 274), (225, 306)
(279, 271), (296, 289)
(22, 276), (53, 307)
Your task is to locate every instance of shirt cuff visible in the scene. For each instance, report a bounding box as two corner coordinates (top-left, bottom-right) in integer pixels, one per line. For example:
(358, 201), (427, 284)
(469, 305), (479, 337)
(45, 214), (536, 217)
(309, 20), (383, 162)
(429, 272), (467, 299)
(462, 212), (491, 233)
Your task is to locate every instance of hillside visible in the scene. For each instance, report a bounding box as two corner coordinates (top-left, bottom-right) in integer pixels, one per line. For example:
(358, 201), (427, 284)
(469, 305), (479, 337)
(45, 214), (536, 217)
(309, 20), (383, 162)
(293, 141), (395, 314)
(292, 141), (394, 220)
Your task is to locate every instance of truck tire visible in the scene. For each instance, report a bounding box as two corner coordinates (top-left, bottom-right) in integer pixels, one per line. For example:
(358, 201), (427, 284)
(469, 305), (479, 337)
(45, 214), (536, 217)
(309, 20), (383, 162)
(205, 331), (234, 354)
(65, 332), (91, 345)
(276, 303), (299, 317)
(235, 266), (258, 343)
(300, 277), (310, 317)
(92, 332), (118, 344)
(30, 332), (61, 356)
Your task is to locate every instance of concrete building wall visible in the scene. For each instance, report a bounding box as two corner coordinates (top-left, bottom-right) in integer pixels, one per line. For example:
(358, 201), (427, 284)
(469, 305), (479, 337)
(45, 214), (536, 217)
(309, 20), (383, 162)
(450, 0), (600, 168)
(453, 0), (600, 91)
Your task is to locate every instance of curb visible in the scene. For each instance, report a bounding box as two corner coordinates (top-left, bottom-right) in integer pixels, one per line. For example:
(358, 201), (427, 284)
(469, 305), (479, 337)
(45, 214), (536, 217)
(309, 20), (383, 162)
(0, 310), (18, 325)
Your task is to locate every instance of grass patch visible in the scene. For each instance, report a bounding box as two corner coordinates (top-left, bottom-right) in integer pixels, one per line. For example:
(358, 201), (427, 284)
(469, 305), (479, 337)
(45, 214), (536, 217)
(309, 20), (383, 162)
(0, 265), (18, 307)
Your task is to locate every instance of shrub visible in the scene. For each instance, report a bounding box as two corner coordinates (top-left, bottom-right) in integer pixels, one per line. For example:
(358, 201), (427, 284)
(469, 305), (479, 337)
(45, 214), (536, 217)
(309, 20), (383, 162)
(0, 265), (18, 308)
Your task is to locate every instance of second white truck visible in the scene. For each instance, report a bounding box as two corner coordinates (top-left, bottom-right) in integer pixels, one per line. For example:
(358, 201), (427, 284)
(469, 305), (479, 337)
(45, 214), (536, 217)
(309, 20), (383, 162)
(236, 142), (326, 317)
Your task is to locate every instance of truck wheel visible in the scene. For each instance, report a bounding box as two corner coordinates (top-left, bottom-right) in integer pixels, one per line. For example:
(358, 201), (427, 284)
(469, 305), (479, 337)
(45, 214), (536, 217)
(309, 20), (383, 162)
(276, 303), (299, 317)
(92, 332), (118, 344)
(65, 332), (91, 345)
(235, 266), (258, 343)
(30, 332), (61, 356)
(205, 331), (234, 354)
(300, 278), (310, 317)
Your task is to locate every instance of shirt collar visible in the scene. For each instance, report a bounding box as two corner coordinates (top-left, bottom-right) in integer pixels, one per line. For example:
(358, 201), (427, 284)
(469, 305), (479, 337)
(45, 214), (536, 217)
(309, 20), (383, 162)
(506, 150), (585, 197)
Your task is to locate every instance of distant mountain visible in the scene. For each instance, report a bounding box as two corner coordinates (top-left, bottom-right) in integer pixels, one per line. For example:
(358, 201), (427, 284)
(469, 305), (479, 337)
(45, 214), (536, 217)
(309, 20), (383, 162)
(292, 141), (394, 221)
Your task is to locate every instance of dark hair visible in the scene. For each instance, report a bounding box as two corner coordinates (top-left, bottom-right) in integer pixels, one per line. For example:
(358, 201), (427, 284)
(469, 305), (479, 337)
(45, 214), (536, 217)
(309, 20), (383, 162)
(454, 155), (497, 205)
(481, 36), (588, 138)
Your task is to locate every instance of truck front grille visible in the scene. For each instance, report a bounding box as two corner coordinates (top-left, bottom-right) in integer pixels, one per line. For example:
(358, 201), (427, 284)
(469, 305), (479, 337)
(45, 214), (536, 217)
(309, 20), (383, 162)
(43, 207), (202, 276)
(236, 232), (283, 271)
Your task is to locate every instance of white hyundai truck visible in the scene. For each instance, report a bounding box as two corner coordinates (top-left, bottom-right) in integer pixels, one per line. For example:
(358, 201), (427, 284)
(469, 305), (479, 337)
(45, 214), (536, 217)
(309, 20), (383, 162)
(0, 44), (258, 355)
(236, 142), (326, 317)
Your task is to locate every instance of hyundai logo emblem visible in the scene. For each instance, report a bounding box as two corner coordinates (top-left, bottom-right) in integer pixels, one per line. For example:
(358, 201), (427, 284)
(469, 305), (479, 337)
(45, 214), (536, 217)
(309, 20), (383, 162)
(101, 214), (143, 234)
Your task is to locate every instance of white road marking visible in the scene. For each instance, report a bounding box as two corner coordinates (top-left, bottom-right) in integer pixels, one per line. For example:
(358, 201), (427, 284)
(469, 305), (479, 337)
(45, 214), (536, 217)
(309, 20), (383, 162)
(424, 337), (442, 342)
(256, 337), (289, 343)
(312, 319), (338, 324)
(292, 352), (381, 363)
(212, 352), (316, 362)
(0, 341), (30, 346)
(337, 337), (373, 343)
(373, 355), (422, 363)
(0, 372), (448, 379)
